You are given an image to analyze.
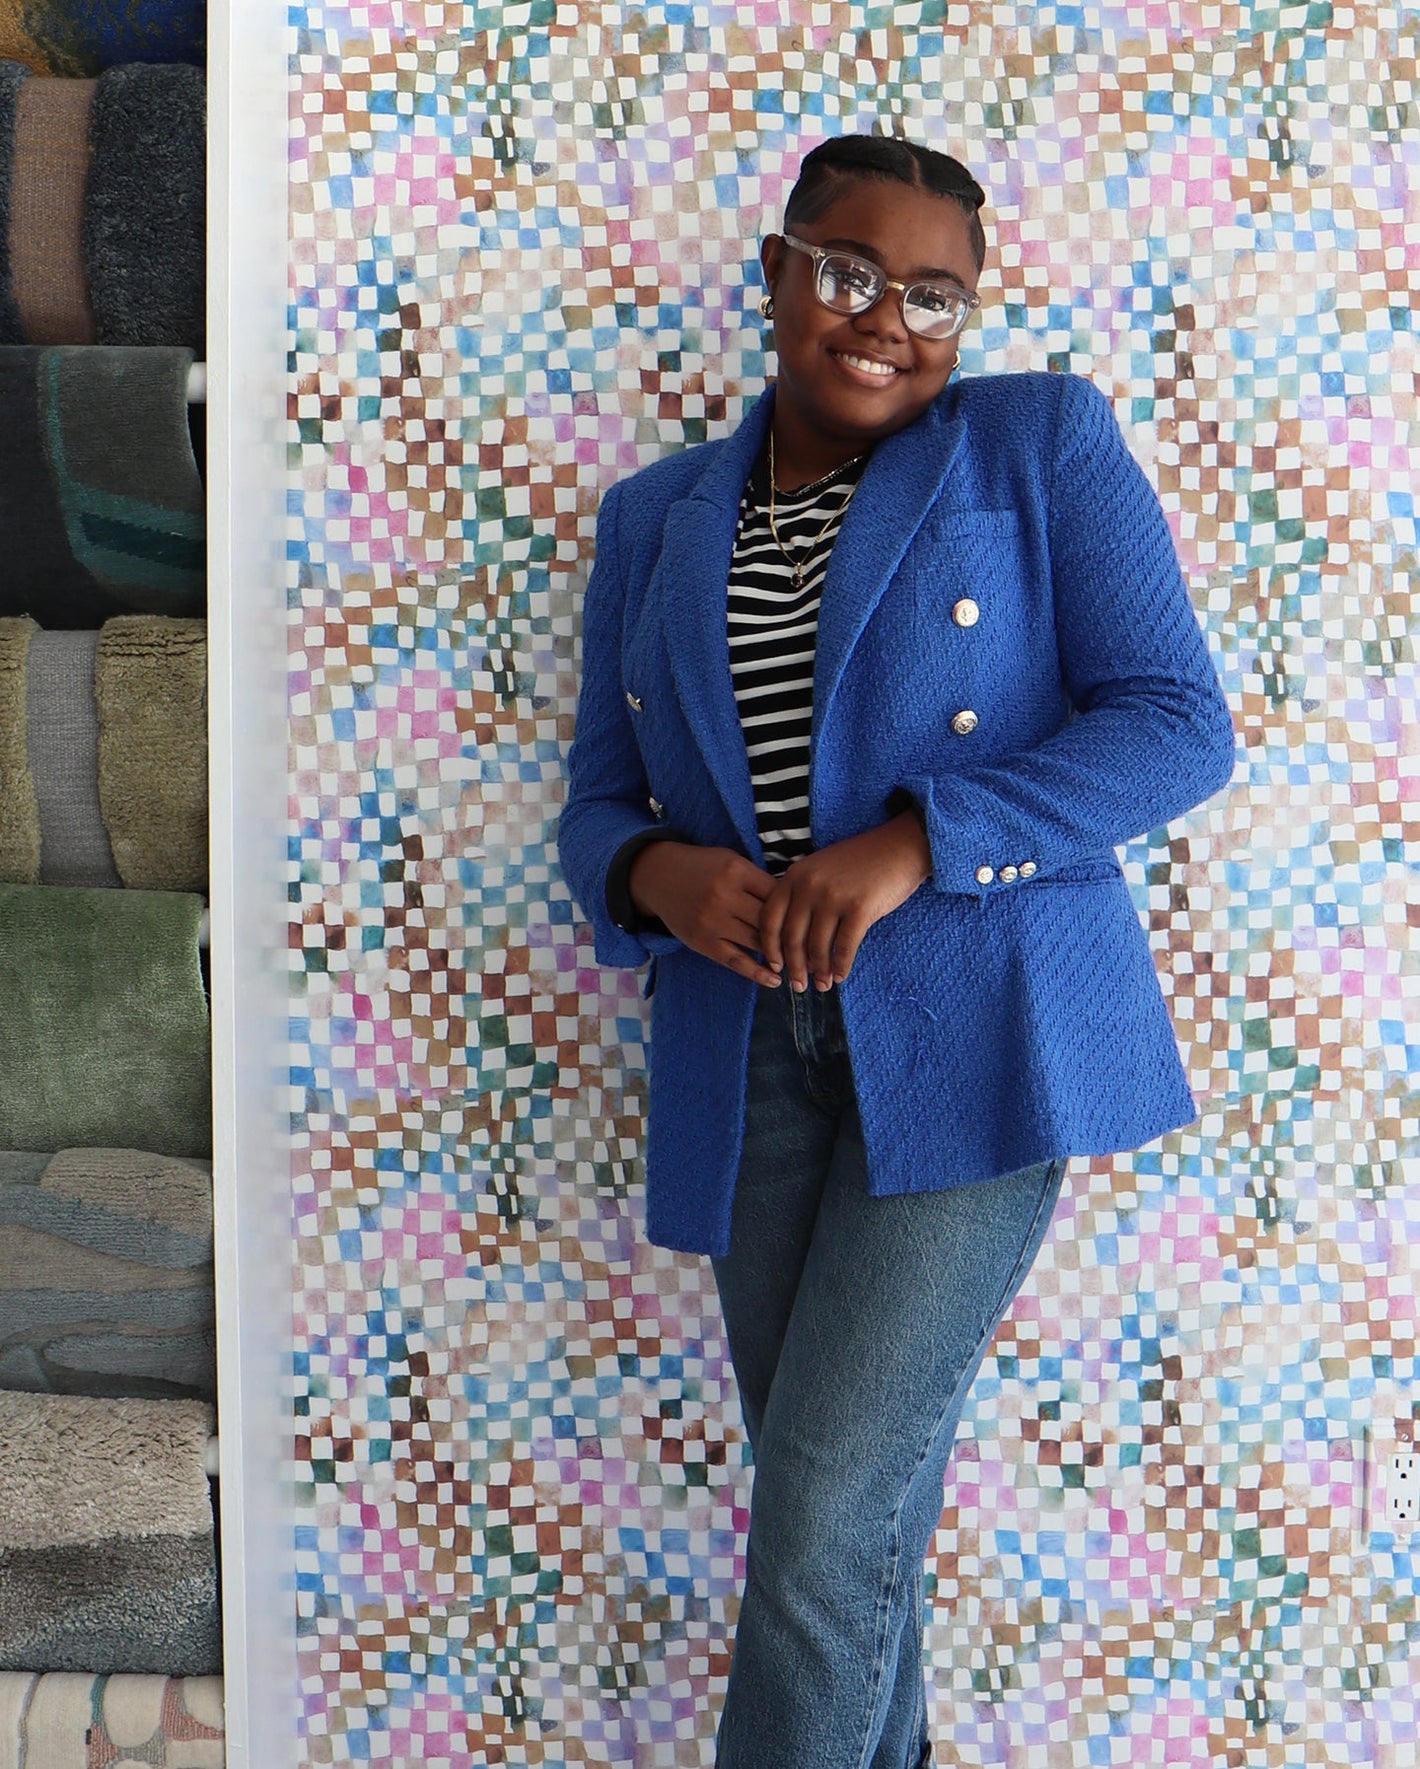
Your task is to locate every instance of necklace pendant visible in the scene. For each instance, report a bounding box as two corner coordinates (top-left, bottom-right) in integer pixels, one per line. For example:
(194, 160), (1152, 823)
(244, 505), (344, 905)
(792, 565), (804, 590)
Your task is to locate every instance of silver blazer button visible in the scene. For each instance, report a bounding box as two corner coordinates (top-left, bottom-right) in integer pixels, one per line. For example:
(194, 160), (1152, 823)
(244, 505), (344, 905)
(951, 709), (979, 736)
(625, 690), (643, 713)
(952, 598), (980, 628)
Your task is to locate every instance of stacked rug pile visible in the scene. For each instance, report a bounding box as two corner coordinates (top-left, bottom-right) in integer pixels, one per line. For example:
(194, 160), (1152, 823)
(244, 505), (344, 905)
(0, 28), (222, 1756)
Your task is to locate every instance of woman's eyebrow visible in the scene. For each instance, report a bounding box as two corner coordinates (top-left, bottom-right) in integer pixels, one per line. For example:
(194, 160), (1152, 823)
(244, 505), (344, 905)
(818, 237), (970, 289)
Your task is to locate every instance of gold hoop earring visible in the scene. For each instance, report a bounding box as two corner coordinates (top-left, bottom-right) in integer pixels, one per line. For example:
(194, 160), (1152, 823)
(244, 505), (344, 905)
(758, 294), (775, 319)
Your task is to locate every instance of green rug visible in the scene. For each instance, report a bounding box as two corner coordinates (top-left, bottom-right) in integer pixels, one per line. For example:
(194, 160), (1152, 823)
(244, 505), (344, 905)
(96, 615), (206, 890)
(0, 616), (38, 882)
(0, 883), (209, 1155)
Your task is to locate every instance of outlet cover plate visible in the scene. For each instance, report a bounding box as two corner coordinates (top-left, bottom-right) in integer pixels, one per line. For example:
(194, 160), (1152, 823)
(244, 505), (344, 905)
(1387, 1452), (1420, 1529)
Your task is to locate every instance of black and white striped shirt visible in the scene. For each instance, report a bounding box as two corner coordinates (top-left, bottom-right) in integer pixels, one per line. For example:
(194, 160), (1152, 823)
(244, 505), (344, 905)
(727, 452), (868, 872)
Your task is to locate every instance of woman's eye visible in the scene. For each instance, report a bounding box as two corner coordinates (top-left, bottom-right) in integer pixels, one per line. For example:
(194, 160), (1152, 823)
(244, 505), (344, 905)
(825, 259), (878, 298)
(908, 284), (958, 315)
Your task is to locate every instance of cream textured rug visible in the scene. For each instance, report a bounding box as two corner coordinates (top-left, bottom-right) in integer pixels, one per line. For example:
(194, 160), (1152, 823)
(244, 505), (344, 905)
(0, 1672), (223, 1766)
(0, 1392), (219, 1675)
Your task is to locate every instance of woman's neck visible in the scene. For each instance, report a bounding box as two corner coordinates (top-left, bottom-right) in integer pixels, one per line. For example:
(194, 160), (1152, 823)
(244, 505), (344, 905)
(768, 414), (872, 492)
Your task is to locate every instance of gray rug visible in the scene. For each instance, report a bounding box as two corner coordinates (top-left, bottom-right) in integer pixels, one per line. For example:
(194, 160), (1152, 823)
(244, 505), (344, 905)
(0, 1391), (219, 1676)
(84, 63), (204, 351)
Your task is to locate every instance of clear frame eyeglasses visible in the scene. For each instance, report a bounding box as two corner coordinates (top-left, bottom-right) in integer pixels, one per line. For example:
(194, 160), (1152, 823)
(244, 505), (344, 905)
(778, 233), (980, 341)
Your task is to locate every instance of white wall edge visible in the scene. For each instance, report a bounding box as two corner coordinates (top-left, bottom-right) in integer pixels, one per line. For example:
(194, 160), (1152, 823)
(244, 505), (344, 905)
(207, 1), (297, 1762)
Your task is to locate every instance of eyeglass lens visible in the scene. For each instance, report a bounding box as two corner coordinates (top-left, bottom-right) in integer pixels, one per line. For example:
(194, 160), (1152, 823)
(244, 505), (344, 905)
(817, 252), (968, 339)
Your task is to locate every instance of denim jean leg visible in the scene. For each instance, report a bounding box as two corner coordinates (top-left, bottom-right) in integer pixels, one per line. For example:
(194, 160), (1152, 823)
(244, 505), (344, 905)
(710, 987), (841, 1452)
(713, 1066), (1064, 1769)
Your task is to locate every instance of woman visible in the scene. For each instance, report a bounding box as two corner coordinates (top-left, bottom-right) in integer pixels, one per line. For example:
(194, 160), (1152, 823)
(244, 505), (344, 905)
(558, 135), (1234, 1769)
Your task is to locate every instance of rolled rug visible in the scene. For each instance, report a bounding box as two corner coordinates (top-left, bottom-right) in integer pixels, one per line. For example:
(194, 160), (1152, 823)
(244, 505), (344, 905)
(0, 883), (210, 1156)
(0, 1391), (220, 1675)
(96, 615), (207, 890)
(0, 615), (207, 888)
(0, 1673), (224, 1766)
(7, 70), (97, 342)
(0, 347), (204, 625)
(85, 62), (205, 350)
(0, 1147), (215, 1399)
(0, 616), (39, 882)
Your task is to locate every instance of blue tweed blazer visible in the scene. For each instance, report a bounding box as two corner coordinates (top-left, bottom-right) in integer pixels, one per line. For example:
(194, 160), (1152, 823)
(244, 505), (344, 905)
(558, 372), (1236, 1256)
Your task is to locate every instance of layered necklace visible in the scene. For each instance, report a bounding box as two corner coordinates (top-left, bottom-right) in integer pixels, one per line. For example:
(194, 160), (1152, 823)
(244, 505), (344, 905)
(766, 431), (865, 591)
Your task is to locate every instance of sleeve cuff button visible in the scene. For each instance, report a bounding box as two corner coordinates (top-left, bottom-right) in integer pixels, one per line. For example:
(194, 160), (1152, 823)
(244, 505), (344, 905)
(975, 864), (995, 885)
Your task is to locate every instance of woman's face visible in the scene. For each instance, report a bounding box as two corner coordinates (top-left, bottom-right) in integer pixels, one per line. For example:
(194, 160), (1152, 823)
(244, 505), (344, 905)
(760, 177), (982, 464)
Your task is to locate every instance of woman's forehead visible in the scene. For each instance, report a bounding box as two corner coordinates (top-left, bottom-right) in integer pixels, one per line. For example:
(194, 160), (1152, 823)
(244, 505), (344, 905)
(792, 181), (979, 280)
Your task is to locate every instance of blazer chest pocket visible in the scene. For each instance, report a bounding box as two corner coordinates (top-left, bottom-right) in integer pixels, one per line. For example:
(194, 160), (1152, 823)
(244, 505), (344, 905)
(898, 510), (1027, 654)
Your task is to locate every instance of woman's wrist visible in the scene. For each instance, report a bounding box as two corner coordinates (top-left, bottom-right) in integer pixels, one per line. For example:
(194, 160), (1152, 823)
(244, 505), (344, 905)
(628, 838), (687, 919)
(885, 807), (932, 884)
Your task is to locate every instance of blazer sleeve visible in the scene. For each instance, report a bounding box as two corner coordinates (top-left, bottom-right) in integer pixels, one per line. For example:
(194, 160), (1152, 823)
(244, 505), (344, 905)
(900, 374), (1236, 895)
(557, 480), (684, 967)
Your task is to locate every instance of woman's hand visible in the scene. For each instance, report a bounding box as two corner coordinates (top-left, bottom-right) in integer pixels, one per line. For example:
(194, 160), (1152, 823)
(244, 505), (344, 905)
(759, 811), (932, 992)
(628, 842), (782, 987)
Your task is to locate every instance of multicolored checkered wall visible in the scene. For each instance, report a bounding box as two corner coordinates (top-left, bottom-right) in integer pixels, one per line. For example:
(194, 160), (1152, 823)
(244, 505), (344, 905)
(286, 5), (1419, 1764)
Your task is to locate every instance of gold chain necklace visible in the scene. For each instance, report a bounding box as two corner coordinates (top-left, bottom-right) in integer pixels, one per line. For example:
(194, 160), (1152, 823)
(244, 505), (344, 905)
(767, 431), (863, 591)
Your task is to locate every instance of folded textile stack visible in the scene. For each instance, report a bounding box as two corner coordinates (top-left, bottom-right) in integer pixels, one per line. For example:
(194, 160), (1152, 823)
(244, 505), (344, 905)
(0, 1391), (220, 1675)
(0, 31), (218, 1701)
(0, 1671), (224, 1766)
(0, 61), (205, 347)
(0, 883), (210, 1155)
(0, 1147), (215, 1398)
(0, 613), (207, 888)
(0, 2), (205, 77)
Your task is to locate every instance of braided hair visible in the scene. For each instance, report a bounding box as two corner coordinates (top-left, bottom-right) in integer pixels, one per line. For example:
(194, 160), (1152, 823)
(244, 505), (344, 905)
(783, 135), (987, 272)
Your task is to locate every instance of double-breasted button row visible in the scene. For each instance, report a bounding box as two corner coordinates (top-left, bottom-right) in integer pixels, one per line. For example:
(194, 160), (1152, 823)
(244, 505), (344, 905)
(975, 860), (1038, 887)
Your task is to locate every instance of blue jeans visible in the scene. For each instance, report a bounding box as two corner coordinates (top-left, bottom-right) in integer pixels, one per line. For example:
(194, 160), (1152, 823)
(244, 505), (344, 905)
(711, 984), (1064, 1769)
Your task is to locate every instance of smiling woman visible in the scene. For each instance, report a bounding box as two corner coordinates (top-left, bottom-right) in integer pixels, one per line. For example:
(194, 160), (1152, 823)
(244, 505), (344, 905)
(558, 132), (1235, 1769)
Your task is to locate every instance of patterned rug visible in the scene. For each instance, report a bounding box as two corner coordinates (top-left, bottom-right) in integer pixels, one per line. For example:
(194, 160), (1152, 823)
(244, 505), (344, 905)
(0, 1671), (223, 1765)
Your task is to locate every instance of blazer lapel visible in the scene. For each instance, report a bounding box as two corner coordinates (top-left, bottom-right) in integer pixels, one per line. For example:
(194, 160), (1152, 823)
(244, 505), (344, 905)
(659, 391), (774, 858)
(813, 393), (968, 744)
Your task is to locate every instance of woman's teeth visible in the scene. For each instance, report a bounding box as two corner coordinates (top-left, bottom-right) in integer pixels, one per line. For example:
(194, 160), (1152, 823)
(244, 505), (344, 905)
(836, 352), (898, 377)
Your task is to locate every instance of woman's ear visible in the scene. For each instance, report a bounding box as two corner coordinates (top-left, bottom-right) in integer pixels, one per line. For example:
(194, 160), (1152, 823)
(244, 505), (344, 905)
(759, 233), (783, 300)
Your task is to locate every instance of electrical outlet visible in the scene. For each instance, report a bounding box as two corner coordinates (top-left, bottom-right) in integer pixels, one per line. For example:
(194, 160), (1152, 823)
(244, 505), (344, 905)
(1387, 1453), (1420, 1528)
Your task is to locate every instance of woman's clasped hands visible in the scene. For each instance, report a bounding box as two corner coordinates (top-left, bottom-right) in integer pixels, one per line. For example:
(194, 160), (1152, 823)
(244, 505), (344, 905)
(627, 810), (932, 992)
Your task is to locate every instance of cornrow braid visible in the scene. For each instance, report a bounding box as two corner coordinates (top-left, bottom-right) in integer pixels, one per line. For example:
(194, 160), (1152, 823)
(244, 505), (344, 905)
(783, 135), (988, 272)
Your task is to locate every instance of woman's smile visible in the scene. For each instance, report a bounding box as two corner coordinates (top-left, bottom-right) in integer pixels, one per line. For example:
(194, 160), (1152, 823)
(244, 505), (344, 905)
(829, 348), (905, 382)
